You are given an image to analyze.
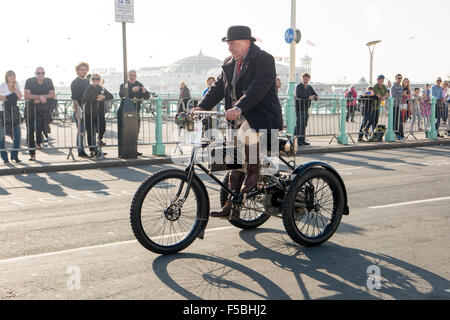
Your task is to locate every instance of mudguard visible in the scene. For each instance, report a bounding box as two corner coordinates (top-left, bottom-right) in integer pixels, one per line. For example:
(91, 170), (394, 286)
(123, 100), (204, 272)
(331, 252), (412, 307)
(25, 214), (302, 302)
(192, 173), (210, 239)
(292, 161), (350, 215)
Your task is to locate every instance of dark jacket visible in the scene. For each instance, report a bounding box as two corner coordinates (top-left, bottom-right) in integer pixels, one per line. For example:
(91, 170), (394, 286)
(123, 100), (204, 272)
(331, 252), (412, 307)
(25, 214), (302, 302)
(82, 85), (114, 116)
(295, 83), (318, 111)
(119, 81), (150, 112)
(197, 43), (283, 132)
(358, 95), (378, 116)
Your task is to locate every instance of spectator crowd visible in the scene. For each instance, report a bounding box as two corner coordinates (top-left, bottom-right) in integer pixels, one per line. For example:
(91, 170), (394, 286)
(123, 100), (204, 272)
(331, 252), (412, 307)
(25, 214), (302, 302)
(0, 64), (449, 164)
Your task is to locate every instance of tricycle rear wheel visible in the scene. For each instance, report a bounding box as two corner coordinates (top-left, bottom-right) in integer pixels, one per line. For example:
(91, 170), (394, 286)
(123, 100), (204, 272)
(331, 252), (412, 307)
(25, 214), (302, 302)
(220, 172), (271, 229)
(282, 167), (344, 247)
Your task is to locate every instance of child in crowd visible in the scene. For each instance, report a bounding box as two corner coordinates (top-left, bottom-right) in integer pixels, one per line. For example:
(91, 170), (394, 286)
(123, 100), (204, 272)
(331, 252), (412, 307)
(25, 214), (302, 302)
(357, 87), (379, 142)
(421, 91), (431, 134)
(424, 84), (431, 98)
(410, 88), (423, 132)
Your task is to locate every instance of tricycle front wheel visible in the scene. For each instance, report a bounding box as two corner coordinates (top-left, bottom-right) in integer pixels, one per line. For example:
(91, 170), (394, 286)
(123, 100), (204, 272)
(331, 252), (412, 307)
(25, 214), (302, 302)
(130, 169), (208, 255)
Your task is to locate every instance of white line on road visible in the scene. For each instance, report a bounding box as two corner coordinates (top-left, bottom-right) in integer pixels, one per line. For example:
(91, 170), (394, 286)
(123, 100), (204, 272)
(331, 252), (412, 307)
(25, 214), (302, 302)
(369, 196), (450, 209)
(0, 226), (234, 265)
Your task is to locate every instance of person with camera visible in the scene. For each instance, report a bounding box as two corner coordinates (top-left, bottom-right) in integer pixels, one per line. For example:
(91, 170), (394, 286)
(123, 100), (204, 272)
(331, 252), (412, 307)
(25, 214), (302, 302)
(295, 72), (318, 146)
(0, 71), (23, 163)
(82, 74), (113, 158)
(119, 70), (150, 156)
(24, 67), (55, 161)
(192, 25), (283, 220)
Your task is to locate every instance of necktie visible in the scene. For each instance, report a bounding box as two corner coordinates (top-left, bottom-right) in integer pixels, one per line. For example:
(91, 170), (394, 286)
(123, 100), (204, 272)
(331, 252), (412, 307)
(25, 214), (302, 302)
(236, 59), (243, 77)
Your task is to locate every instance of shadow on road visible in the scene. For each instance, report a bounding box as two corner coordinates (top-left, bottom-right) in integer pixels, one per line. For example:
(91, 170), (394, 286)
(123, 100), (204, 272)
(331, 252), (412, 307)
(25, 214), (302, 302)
(14, 173), (66, 197)
(152, 252), (291, 300)
(237, 228), (450, 300)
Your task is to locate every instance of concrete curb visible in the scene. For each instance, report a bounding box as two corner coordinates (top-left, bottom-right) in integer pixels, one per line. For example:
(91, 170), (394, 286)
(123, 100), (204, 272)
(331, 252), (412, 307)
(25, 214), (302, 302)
(296, 138), (450, 155)
(0, 138), (449, 176)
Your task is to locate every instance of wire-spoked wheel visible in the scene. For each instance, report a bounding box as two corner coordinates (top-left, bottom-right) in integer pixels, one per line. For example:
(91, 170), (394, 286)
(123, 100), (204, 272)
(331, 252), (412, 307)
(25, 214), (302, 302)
(219, 172), (270, 229)
(130, 169), (209, 254)
(282, 167), (345, 247)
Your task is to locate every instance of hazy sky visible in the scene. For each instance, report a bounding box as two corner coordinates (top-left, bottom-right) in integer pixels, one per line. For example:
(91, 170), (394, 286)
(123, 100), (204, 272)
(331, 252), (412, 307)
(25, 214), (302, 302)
(2, 0), (449, 86)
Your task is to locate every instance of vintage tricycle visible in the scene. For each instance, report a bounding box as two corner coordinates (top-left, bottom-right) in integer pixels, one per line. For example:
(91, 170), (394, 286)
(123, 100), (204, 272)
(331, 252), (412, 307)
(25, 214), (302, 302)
(130, 111), (349, 254)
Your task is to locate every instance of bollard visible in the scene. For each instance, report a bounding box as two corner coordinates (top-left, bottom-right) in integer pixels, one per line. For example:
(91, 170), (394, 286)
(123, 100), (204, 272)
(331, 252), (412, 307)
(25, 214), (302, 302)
(337, 98), (348, 145)
(153, 96), (166, 156)
(385, 97), (396, 142)
(427, 97), (437, 140)
(286, 81), (296, 136)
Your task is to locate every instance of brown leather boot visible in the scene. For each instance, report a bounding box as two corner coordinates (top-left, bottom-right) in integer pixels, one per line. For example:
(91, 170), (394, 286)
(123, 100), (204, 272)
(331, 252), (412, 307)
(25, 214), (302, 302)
(210, 170), (245, 218)
(241, 144), (260, 194)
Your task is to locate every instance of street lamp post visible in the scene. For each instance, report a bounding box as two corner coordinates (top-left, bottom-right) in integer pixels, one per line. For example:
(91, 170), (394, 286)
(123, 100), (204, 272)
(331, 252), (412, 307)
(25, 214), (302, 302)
(366, 40), (381, 86)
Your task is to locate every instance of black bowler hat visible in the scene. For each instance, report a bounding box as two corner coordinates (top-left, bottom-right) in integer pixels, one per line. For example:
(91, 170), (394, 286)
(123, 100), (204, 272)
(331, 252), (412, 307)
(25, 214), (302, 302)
(222, 25), (256, 42)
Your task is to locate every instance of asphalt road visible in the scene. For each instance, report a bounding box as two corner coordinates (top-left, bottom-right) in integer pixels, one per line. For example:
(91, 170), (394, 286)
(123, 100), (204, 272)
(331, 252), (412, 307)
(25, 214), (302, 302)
(0, 146), (449, 300)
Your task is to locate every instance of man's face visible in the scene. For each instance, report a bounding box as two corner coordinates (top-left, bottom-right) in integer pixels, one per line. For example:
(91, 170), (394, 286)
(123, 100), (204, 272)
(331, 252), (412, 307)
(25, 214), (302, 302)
(437, 78), (442, 86)
(227, 40), (251, 59)
(128, 72), (137, 83)
(396, 75), (402, 84)
(302, 76), (310, 85)
(414, 89), (420, 96)
(377, 78), (384, 86)
(77, 66), (89, 78)
(35, 68), (45, 81)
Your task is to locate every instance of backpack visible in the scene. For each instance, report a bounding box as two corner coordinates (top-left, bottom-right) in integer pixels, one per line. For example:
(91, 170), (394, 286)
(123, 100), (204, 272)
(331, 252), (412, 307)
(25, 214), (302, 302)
(369, 125), (386, 142)
(346, 91), (353, 100)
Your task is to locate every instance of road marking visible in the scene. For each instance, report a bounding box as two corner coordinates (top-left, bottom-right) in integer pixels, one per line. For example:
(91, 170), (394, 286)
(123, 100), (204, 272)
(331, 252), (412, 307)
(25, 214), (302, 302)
(369, 196), (450, 209)
(0, 226), (234, 265)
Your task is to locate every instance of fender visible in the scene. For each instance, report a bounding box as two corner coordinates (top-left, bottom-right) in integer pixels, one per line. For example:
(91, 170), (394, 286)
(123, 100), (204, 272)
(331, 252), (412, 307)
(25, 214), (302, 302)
(292, 161), (350, 215)
(192, 173), (210, 239)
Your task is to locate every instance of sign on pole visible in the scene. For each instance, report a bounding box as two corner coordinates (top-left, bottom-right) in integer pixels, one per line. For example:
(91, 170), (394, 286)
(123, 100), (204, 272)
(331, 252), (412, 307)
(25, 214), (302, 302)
(115, 0), (134, 23)
(285, 28), (295, 44)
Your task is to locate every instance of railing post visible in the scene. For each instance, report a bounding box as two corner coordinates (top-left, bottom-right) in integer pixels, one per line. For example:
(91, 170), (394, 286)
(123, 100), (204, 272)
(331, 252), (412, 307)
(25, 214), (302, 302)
(385, 97), (396, 142)
(427, 97), (437, 140)
(153, 96), (166, 156)
(286, 82), (296, 136)
(331, 95), (337, 114)
(337, 98), (348, 145)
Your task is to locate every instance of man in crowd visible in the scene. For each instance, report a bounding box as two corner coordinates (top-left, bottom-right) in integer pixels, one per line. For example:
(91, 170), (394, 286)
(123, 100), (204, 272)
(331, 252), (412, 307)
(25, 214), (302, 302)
(70, 62), (90, 158)
(431, 77), (444, 135)
(24, 67), (56, 161)
(194, 25), (283, 220)
(295, 73), (318, 146)
(119, 70), (150, 156)
(390, 74), (404, 140)
(372, 74), (390, 131)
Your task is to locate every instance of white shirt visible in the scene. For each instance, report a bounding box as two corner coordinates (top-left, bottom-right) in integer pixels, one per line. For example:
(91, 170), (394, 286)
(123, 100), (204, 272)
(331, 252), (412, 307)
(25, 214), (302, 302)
(0, 82), (22, 111)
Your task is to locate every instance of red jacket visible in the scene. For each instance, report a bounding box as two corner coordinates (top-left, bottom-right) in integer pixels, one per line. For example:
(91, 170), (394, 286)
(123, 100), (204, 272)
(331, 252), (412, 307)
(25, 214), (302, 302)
(345, 90), (357, 106)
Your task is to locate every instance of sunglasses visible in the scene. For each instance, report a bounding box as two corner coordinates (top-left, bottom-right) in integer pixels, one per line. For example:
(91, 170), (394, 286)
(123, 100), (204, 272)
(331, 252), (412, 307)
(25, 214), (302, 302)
(92, 78), (101, 81)
(437, 80), (442, 82)
(36, 72), (45, 75)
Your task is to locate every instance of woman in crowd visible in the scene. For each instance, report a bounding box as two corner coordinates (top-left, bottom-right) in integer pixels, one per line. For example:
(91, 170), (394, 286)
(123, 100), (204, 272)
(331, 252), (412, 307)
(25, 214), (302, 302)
(82, 73), (113, 158)
(344, 85), (358, 122)
(0, 71), (23, 163)
(401, 78), (411, 136)
(178, 81), (191, 113)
